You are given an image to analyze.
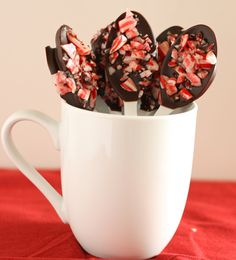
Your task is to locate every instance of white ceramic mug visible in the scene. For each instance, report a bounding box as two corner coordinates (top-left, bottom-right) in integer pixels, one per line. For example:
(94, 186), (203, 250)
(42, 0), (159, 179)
(1, 101), (197, 259)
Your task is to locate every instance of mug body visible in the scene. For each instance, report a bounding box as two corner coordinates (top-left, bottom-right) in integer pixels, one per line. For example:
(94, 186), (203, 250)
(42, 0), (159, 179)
(60, 101), (198, 259)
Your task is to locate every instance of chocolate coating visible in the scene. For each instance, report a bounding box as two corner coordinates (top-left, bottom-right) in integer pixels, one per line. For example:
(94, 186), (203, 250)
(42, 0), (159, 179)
(160, 24), (217, 109)
(45, 25), (72, 75)
(140, 87), (160, 111)
(91, 25), (113, 61)
(156, 26), (183, 43)
(45, 46), (59, 74)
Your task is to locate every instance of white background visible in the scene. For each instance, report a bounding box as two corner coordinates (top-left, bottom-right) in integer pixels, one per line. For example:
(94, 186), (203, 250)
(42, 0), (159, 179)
(0, 0), (235, 179)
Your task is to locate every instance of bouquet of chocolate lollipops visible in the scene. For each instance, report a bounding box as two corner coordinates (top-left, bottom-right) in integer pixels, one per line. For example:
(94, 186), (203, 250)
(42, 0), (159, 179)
(46, 10), (217, 116)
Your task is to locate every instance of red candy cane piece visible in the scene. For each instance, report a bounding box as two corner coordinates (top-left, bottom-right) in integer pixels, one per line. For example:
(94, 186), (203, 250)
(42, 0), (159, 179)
(131, 50), (146, 59)
(186, 73), (201, 87)
(206, 50), (217, 65)
(175, 66), (185, 75)
(55, 70), (67, 83)
(160, 75), (177, 96)
(128, 60), (141, 71)
(165, 84), (178, 96)
(160, 75), (169, 89)
(118, 11), (137, 33)
(110, 35), (127, 54)
(66, 77), (77, 93)
(182, 54), (196, 73)
(120, 77), (138, 92)
(121, 44), (132, 51)
(67, 31), (91, 55)
(140, 70), (152, 78)
(125, 28), (139, 39)
(179, 88), (193, 100)
(66, 59), (79, 74)
(78, 88), (91, 101)
(177, 74), (186, 84)
(109, 51), (119, 64)
(167, 34), (177, 45)
(54, 71), (71, 95)
(167, 77), (177, 86)
(62, 43), (77, 59)
(130, 40), (146, 50)
(66, 54), (80, 74)
(123, 55), (136, 64)
(146, 58), (159, 71)
(197, 60), (213, 69)
(168, 59), (177, 67)
(179, 34), (189, 50)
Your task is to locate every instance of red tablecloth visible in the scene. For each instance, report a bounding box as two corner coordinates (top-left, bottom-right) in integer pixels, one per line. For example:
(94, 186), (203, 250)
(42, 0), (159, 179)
(0, 169), (235, 260)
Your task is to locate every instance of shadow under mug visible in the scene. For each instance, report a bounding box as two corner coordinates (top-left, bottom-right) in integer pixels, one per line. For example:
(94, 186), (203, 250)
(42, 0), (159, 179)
(1, 101), (198, 259)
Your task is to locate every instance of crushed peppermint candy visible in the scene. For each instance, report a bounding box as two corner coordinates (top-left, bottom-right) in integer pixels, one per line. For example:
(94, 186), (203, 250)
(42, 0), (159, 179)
(120, 77), (138, 92)
(67, 30), (91, 55)
(110, 35), (127, 53)
(118, 11), (137, 33)
(54, 71), (76, 96)
(62, 43), (77, 59)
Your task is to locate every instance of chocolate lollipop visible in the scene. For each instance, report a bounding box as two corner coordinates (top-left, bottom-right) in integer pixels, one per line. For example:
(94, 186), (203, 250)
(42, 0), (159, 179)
(46, 25), (98, 110)
(139, 26), (183, 114)
(91, 23), (124, 112)
(156, 24), (217, 113)
(105, 10), (159, 115)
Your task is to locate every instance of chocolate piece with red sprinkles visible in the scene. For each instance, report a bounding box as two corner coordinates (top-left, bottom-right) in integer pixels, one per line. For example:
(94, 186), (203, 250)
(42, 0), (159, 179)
(46, 25), (99, 110)
(91, 23), (123, 111)
(105, 10), (159, 106)
(143, 26), (183, 111)
(138, 26), (183, 111)
(159, 24), (217, 109)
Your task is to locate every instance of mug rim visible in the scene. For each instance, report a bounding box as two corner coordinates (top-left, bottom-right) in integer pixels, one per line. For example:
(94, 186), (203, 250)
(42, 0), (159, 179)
(61, 100), (198, 121)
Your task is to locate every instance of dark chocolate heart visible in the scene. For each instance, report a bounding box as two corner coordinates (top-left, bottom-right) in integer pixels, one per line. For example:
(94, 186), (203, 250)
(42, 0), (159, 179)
(159, 24), (217, 109)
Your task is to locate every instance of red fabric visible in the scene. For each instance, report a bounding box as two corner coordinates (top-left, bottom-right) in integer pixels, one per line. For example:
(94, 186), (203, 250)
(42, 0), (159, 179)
(0, 169), (235, 260)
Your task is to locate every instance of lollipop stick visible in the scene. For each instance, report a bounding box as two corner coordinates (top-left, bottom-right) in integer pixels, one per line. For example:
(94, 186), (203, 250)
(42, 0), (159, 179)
(123, 101), (137, 116)
(154, 106), (174, 116)
(94, 96), (110, 114)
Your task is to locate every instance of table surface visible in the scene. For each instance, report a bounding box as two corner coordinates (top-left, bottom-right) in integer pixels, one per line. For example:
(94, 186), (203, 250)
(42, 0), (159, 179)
(0, 169), (235, 260)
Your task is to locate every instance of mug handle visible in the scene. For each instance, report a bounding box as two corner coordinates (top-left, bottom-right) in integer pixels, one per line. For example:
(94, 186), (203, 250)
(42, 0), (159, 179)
(1, 109), (67, 223)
